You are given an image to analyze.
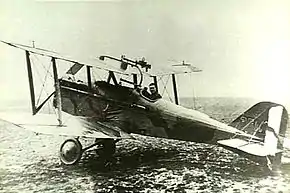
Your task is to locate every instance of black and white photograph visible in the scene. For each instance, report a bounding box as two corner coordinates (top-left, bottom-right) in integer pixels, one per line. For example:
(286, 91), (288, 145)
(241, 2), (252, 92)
(1, 0), (290, 192)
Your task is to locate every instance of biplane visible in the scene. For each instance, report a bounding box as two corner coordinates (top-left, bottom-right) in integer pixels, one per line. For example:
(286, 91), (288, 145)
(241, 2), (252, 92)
(0, 40), (289, 171)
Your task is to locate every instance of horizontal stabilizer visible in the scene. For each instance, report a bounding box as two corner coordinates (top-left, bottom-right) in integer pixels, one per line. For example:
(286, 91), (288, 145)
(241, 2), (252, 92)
(0, 112), (132, 139)
(218, 138), (283, 157)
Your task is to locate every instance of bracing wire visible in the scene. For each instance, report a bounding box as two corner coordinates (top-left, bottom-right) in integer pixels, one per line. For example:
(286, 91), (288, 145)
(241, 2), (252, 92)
(31, 54), (53, 106)
(230, 108), (269, 140)
(30, 54), (55, 114)
(158, 75), (166, 95)
(32, 54), (53, 78)
(190, 74), (197, 110)
(160, 75), (173, 102)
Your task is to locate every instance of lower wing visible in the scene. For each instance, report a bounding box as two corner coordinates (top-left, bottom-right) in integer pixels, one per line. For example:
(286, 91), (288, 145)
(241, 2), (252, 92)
(0, 111), (133, 139)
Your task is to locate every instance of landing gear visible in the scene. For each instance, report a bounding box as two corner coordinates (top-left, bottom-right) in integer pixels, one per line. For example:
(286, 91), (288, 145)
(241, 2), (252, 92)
(59, 138), (83, 165)
(59, 138), (117, 165)
(95, 139), (116, 158)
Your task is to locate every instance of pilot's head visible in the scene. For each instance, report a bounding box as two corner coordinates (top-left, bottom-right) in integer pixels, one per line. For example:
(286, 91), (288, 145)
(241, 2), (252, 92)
(149, 83), (157, 94)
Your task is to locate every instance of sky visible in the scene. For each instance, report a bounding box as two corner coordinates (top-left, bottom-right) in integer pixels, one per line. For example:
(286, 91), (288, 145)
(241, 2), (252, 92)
(1, 0), (290, 107)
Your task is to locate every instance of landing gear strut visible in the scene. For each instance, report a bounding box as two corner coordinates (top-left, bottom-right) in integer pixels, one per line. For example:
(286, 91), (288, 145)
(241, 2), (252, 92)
(95, 139), (116, 158)
(59, 138), (117, 165)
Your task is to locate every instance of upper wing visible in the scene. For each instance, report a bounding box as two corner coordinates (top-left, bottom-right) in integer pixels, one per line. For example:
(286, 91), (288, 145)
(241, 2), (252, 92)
(1, 40), (129, 76)
(0, 111), (133, 139)
(146, 64), (202, 77)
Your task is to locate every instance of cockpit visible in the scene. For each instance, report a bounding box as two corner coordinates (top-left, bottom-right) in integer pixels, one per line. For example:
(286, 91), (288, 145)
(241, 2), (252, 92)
(139, 87), (162, 102)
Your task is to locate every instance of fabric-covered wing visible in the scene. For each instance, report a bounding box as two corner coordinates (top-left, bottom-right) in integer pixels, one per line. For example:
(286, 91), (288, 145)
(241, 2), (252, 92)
(0, 111), (132, 139)
(0, 40), (129, 76)
(146, 65), (202, 76)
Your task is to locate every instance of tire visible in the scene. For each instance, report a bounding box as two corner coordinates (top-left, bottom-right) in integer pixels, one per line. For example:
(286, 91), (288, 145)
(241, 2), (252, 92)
(59, 138), (83, 165)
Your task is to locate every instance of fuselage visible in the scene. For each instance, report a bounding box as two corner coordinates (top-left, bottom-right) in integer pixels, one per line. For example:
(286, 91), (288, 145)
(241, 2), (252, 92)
(135, 93), (241, 143)
(59, 80), (244, 144)
(58, 79), (288, 167)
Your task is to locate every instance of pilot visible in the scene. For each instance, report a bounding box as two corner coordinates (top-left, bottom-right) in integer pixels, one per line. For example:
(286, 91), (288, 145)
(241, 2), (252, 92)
(141, 87), (150, 98)
(148, 83), (161, 100)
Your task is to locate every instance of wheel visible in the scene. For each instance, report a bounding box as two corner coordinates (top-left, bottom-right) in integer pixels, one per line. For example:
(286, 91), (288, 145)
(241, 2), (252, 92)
(59, 138), (83, 165)
(95, 139), (116, 158)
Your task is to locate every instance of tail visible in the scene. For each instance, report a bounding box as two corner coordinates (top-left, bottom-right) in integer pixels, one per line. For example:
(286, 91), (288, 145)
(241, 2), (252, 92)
(218, 102), (288, 168)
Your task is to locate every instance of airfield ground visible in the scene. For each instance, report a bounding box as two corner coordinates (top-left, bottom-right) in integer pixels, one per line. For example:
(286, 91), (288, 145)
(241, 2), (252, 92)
(1, 97), (290, 193)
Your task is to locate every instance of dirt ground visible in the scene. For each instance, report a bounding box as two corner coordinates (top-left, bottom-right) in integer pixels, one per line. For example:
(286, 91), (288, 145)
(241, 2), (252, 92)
(1, 98), (290, 193)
